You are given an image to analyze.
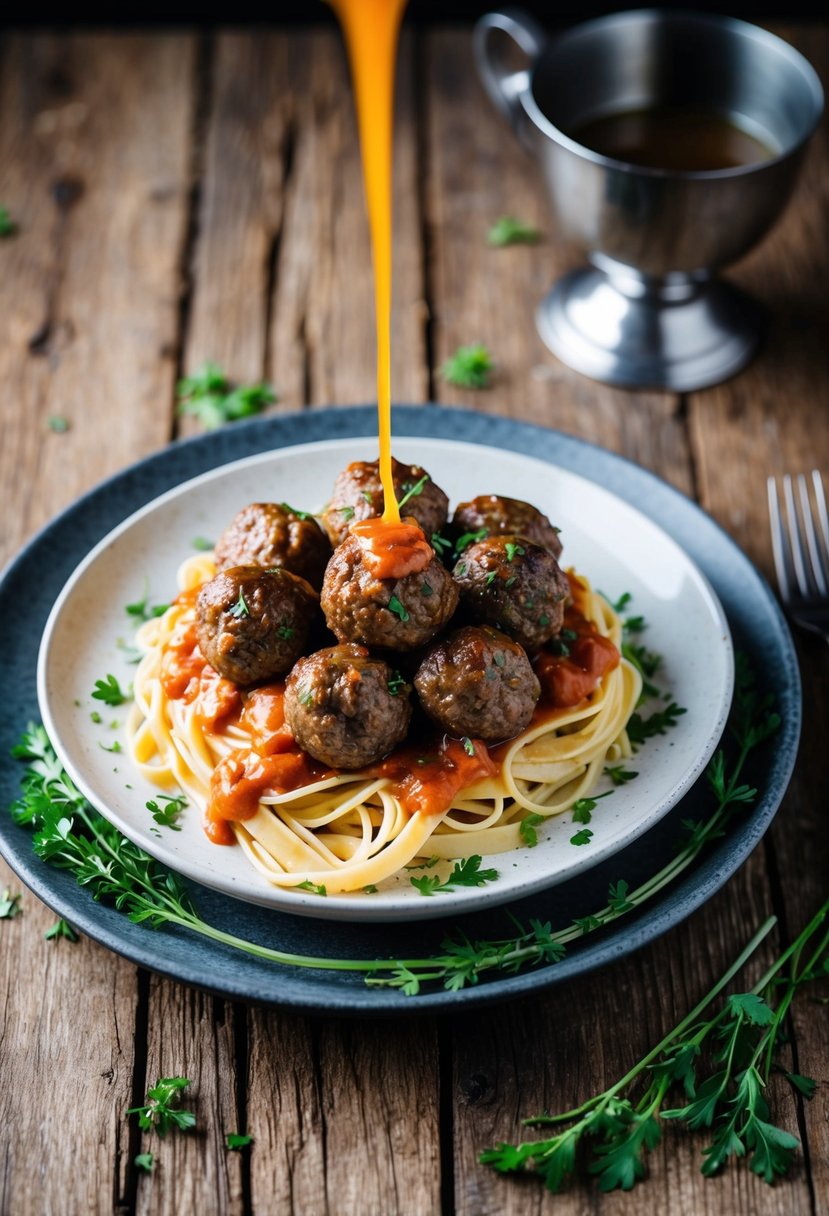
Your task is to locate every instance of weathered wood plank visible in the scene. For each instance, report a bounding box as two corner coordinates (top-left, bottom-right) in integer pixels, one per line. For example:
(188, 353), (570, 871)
(245, 1012), (442, 1215)
(134, 985), (244, 1216)
(0, 33), (196, 1215)
(452, 880), (808, 1216)
(686, 26), (829, 1214)
(423, 28), (694, 498)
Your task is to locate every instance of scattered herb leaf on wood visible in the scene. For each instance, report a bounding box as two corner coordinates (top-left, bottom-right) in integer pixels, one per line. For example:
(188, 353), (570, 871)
(177, 362), (276, 431)
(441, 343), (494, 390)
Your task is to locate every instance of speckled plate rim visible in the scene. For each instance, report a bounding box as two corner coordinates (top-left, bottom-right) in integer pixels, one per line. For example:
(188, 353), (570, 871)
(0, 406), (801, 1014)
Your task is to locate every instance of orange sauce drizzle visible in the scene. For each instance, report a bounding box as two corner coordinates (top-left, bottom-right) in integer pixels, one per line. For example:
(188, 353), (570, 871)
(331, 0), (407, 526)
(350, 517), (432, 579)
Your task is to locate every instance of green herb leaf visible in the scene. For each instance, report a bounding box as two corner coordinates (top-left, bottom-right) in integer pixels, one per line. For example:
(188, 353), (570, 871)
(397, 473), (430, 510)
(608, 879), (635, 914)
(297, 880), (327, 896)
(0, 206), (17, 237)
(134, 1152), (154, 1172)
(627, 702), (686, 747)
(128, 1076), (196, 1137)
(387, 594), (409, 622)
(604, 765), (638, 786)
(276, 624), (294, 640)
(226, 1133), (253, 1150)
(454, 527), (488, 554)
(177, 362), (276, 431)
(47, 416), (70, 433)
(411, 854), (499, 895)
(146, 793), (188, 831)
(228, 588), (249, 619)
(461, 737), (475, 756)
(387, 671), (407, 696)
(441, 343), (494, 390)
(92, 675), (130, 706)
(44, 917), (79, 942)
(126, 584), (169, 622)
(339, 505), (356, 522)
(487, 215), (541, 247)
(520, 813), (544, 847)
(570, 828), (593, 846)
(504, 542), (525, 562)
(0, 889), (22, 919)
(192, 536), (214, 551)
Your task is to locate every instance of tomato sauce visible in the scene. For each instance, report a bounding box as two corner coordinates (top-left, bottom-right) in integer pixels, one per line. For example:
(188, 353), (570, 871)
(375, 736), (497, 818)
(533, 574), (620, 709)
(206, 747), (326, 845)
(350, 517), (432, 579)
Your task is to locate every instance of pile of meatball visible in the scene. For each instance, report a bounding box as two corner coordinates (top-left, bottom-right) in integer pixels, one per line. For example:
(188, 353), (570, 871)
(195, 457), (569, 771)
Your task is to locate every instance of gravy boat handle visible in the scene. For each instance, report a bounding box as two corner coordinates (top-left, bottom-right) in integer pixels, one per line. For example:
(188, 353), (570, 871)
(473, 8), (546, 148)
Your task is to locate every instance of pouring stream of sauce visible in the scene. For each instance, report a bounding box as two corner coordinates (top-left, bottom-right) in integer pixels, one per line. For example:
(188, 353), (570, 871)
(330, 0), (408, 527)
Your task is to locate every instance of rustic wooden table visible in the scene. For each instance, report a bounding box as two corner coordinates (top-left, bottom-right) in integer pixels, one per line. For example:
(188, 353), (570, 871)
(1, 23), (827, 1216)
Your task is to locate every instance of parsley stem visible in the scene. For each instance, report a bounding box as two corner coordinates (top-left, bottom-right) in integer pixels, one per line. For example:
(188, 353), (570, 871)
(528, 914), (778, 1126)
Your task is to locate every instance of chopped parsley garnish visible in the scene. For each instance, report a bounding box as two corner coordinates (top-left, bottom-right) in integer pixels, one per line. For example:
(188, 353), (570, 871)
(176, 362), (276, 431)
(627, 702), (687, 746)
(624, 615), (646, 633)
(505, 575), (516, 589)
(431, 531), (452, 557)
(99, 740), (122, 754)
(126, 585), (169, 621)
(397, 473), (430, 509)
(92, 675), (130, 706)
(504, 542), (525, 562)
(361, 490), (374, 505)
(44, 918), (78, 942)
(571, 790), (613, 821)
(228, 588), (249, 619)
(276, 624), (294, 640)
(297, 685), (314, 708)
(410, 855), (499, 895)
(90, 711), (102, 724)
(297, 880), (327, 896)
(387, 594), (409, 621)
(128, 1076), (196, 1136)
(539, 613), (550, 626)
(280, 502), (312, 520)
(0, 889), (22, 919)
(570, 828), (593, 846)
(387, 671), (407, 696)
(604, 765), (639, 786)
(441, 343), (494, 390)
(487, 215), (541, 247)
(461, 736), (476, 756)
(602, 590), (632, 613)
(47, 416), (70, 433)
(134, 1153), (154, 1173)
(362, 884), (379, 894)
(192, 536), (214, 551)
(421, 581), (433, 597)
(454, 527), (488, 554)
(226, 1133), (253, 1150)
(0, 206), (16, 237)
(485, 571), (497, 587)
(339, 505), (356, 522)
(519, 813), (544, 847)
(146, 793), (188, 831)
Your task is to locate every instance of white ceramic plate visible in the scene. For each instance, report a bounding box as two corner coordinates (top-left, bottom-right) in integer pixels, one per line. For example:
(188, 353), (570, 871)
(37, 437), (733, 922)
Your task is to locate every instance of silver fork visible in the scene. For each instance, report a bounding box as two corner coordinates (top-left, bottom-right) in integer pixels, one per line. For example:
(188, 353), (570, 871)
(767, 470), (829, 643)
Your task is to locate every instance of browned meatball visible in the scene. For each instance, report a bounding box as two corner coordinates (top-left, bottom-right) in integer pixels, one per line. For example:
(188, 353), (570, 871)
(453, 536), (568, 652)
(451, 494), (563, 559)
(414, 626), (540, 743)
(214, 502), (331, 590)
(321, 531), (458, 651)
(196, 566), (318, 686)
(321, 458), (449, 547)
(284, 644), (412, 769)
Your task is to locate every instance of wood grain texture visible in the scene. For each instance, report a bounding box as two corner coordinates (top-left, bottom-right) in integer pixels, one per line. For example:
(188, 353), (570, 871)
(0, 32), (195, 1216)
(246, 1012), (442, 1215)
(422, 29), (695, 499)
(134, 985), (244, 1216)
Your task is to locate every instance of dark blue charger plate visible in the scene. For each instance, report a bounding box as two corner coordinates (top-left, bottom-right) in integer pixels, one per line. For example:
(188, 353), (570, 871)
(0, 406), (801, 1014)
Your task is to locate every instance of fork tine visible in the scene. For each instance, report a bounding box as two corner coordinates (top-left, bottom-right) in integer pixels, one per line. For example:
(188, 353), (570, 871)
(797, 473), (828, 596)
(783, 473), (813, 597)
(767, 476), (793, 602)
(812, 469), (829, 572)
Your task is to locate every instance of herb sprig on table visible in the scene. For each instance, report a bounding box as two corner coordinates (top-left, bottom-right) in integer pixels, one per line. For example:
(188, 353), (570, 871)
(441, 343), (494, 389)
(481, 902), (827, 1192)
(9, 654), (776, 996)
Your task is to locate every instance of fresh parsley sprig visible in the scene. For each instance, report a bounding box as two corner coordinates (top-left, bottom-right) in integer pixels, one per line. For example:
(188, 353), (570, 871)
(177, 362), (276, 431)
(481, 901), (828, 1192)
(410, 855), (499, 896)
(487, 215), (541, 247)
(91, 675), (130, 706)
(128, 1076), (196, 1137)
